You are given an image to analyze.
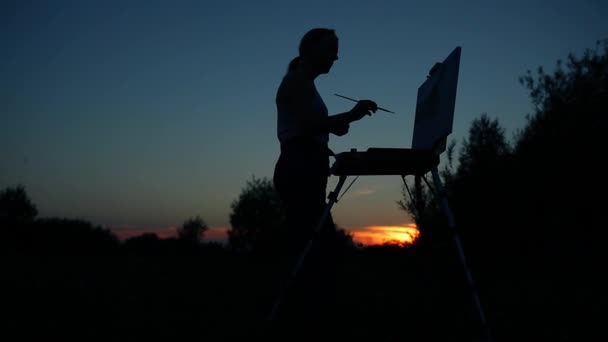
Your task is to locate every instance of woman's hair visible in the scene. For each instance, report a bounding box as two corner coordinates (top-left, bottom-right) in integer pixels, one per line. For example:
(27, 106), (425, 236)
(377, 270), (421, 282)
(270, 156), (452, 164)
(287, 28), (337, 73)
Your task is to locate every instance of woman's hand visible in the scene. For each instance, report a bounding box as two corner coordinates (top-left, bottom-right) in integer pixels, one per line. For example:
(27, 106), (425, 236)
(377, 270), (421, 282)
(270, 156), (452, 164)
(349, 100), (378, 121)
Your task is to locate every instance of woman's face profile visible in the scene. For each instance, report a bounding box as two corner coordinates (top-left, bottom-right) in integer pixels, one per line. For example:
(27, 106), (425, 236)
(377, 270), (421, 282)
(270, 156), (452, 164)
(311, 35), (339, 74)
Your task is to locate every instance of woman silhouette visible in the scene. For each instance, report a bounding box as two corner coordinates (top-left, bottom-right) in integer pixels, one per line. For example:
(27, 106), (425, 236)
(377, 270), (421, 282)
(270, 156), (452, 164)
(272, 28), (377, 322)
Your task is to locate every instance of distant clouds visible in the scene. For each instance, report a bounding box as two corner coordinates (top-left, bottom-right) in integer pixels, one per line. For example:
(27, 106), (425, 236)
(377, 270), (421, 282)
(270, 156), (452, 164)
(205, 226), (229, 242)
(353, 189), (376, 196)
(110, 224), (177, 240)
(338, 188), (377, 200)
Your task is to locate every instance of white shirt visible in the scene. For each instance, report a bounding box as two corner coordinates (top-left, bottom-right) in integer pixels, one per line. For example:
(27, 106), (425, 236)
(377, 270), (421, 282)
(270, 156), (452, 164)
(276, 70), (329, 145)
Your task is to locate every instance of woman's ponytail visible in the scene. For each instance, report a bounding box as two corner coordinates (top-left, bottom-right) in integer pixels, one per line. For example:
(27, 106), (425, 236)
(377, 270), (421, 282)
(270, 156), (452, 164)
(287, 56), (301, 73)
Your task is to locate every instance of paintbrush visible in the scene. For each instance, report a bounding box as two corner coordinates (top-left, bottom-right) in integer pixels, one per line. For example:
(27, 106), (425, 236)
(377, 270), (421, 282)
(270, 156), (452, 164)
(334, 94), (395, 114)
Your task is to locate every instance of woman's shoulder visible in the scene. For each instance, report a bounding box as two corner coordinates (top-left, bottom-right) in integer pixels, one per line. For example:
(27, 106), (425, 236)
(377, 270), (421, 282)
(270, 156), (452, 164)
(278, 70), (313, 96)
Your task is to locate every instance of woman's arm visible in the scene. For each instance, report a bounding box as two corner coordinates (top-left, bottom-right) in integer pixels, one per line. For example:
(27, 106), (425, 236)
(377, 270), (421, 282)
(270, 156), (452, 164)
(279, 77), (377, 136)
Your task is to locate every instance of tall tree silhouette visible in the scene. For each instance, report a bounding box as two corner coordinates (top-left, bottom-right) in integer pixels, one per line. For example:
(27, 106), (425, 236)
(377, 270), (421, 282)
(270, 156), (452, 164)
(513, 39), (606, 239)
(441, 114), (515, 279)
(0, 185), (38, 227)
(177, 216), (208, 244)
(398, 114), (513, 244)
(512, 39), (608, 274)
(500, 39), (608, 340)
(228, 176), (286, 253)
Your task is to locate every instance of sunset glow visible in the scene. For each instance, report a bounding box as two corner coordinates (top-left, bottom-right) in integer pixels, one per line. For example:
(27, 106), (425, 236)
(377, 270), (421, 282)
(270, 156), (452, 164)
(351, 224), (420, 247)
(112, 225), (177, 240)
(110, 223), (421, 247)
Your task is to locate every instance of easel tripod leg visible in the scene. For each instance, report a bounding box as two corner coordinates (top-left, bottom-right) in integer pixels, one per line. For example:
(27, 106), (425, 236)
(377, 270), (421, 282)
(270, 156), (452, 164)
(430, 167), (492, 341)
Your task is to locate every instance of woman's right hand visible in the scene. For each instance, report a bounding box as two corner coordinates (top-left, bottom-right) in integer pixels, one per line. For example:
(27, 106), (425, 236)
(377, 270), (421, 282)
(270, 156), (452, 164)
(349, 100), (378, 121)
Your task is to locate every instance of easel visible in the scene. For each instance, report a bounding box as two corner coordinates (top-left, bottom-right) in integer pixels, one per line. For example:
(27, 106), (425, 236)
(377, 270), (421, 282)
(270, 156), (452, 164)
(268, 46), (492, 341)
(268, 148), (490, 339)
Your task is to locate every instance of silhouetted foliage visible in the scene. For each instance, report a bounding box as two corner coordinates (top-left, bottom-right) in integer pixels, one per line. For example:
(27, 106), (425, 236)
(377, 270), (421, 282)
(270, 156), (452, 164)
(512, 39), (608, 252)
(227, 175), (355, 256)
(123, 233), (163, 255)
(398, 175), (441, 234)
(508, 42), (607, 338)
(0, 185), (38, 227)
(518, 39), (608, 116)
(442, 114), (514, 260)
(177, 215), (208, 244)
(30, 217), (120, 255)
(228, 176), (287, 253)
(334, 226), (355, 249)
(454, 114), (512, 176)
(396, 39), (608, 340)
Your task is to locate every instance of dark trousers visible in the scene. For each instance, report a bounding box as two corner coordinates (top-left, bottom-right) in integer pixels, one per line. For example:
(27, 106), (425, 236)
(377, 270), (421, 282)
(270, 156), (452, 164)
(271, 141), (339, 324)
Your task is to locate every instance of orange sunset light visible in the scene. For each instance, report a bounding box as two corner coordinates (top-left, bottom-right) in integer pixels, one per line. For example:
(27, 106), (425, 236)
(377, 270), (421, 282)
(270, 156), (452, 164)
(351, 224), (420, 247)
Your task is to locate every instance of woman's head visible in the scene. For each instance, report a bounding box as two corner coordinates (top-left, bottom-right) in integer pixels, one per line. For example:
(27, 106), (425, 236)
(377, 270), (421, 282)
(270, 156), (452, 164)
(287, 28), (339, 75)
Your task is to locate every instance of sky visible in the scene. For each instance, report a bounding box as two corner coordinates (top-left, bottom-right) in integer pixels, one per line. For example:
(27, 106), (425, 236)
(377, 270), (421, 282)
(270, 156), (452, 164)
(2, 0), (607, 243)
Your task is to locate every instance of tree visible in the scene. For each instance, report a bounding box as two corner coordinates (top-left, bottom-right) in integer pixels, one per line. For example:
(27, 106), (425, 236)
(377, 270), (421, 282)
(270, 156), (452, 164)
(514, 40), (607, 220)
(31, 217), (120, 255)
(228, 176), (286, 253)
(453, 114), (512, 178)
(518, 39), (607, 119)
(398, 114), (513, 238)
(513, 39), (608, 260)
(0, 185), (38, 227)
(228, 175), (356, 254)
(177, 216), (208, 244)
(397, 174), (440, 233)
(495, 39), (608, 340)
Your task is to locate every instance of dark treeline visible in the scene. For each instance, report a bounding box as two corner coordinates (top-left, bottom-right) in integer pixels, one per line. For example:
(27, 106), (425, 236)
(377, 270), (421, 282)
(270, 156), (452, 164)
(2, 41), (607, 340)
(0, 184), (409, 341)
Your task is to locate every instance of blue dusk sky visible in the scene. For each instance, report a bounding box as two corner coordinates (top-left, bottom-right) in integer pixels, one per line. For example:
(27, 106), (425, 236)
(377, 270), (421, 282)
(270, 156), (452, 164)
(2, 0), (606, 241)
